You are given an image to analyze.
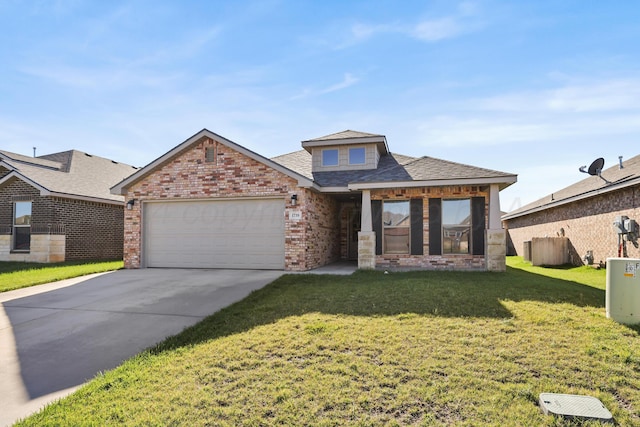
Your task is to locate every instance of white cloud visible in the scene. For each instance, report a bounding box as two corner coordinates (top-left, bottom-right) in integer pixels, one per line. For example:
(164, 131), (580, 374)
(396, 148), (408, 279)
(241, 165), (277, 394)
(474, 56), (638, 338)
(327, 1), (484, 49)
(290, 73), (360, 100)
(412, 17), (462, 42)
(320, 73), (359, 94)
(475, 79), (640, 113)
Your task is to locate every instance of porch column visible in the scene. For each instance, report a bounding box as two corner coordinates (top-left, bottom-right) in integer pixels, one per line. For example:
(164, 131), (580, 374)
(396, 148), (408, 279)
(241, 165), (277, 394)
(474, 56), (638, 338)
(489, 183), (502, 229)
(361, 189), (372, 232)
(358, 189), (376, 270)
(486, 183), (506, 272)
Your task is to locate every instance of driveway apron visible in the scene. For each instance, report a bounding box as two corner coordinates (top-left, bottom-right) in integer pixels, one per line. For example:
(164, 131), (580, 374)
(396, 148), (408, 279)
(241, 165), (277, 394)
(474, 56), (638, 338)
(0, 268), (283, 426)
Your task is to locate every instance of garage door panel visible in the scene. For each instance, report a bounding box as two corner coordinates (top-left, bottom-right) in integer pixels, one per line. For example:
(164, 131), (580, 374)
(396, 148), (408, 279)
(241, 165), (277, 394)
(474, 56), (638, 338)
(144, 199), (285, 269)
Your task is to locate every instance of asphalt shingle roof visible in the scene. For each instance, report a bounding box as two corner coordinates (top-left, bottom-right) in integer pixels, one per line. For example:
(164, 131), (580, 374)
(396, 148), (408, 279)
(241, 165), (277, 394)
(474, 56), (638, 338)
(302, 130), (384, 142)
(503, 154), (640, 219)
(271, 150), (515, 188)
(0, 149), (138, 203)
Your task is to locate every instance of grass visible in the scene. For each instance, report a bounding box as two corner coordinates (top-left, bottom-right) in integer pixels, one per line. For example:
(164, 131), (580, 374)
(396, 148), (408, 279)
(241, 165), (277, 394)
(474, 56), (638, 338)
(0, 260), (124, 293)
(16, 257), (640, 426)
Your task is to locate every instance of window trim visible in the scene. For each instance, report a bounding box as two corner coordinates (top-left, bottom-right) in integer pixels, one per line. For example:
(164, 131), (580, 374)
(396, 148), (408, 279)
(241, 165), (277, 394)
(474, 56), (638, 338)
(382, 200), (411, 255)
(13, 201), (32, 252)
(348, 147), (366, 165)
(321, 148), (339, 167)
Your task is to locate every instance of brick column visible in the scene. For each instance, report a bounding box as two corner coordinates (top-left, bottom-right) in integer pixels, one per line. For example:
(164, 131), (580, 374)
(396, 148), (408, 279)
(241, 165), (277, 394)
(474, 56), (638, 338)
(358, 190), (376, 269)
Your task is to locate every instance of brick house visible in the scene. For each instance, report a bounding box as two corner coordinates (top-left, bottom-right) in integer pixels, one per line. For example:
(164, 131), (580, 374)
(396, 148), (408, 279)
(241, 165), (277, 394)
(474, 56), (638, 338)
(111, 129), (517, 272)
(0, 149), (137, 262)
(503, 154), (640, 266)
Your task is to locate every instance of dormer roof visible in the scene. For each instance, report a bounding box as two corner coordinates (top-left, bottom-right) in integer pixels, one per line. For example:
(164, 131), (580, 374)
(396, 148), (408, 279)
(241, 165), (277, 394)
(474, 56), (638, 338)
(301, 130), (389, 155)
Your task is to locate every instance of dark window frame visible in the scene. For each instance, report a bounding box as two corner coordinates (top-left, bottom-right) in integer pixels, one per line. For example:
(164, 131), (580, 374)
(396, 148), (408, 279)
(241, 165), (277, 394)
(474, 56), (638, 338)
(13, 201), (32, 251)
(382, 200), (411, 254)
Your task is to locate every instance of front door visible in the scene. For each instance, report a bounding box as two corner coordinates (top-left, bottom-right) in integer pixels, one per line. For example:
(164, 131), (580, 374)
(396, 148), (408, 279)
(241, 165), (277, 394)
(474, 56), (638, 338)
(348, 208), (361, 260)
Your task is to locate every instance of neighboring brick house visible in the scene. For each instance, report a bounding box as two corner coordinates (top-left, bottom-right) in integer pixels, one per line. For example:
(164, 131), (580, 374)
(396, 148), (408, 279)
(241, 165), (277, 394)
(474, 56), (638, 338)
(503, 154), (640, 266)
(111, 129), (517, 272)
(0, 149), (138, 262)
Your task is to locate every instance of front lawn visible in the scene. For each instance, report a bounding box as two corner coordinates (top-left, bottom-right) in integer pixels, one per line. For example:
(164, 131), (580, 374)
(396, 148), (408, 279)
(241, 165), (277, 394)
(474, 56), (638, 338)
(0, 260), (124, 293)
(16, 257), (640, 426)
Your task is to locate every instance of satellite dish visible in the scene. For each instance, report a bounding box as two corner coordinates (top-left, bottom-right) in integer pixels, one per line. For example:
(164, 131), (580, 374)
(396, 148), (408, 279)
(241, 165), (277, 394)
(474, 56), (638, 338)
(579, 157), (610, 183)
(587, 158), (605, 176)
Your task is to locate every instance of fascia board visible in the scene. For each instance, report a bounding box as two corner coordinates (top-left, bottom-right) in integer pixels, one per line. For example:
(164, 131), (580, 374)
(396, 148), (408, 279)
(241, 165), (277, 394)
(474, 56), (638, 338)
(316, 186), (351, 193)
(348, 175), (517, 191)
(301, 137), (389, 155)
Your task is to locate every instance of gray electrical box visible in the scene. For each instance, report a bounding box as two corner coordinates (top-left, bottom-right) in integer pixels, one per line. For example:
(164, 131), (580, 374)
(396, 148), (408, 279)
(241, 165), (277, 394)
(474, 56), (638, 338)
(624, 218), (637, 234)
(614, 215), (629, 234)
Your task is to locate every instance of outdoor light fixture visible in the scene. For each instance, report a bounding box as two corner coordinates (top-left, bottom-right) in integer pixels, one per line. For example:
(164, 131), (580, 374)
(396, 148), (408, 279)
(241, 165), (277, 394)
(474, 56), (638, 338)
(291, 194), (297, 206)
(126, 199), (135, 210)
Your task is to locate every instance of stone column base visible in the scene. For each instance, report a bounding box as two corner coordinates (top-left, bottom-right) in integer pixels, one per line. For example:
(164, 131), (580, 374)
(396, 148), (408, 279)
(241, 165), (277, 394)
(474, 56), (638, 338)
(358, 231), (376, 270)
(486, 229), (506, 272)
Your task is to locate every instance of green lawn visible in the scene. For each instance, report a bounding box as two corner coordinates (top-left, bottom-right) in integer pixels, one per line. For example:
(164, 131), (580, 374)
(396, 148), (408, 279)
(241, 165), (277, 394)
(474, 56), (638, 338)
(0, 260), (124, 293)
(16, 257), (640, 426)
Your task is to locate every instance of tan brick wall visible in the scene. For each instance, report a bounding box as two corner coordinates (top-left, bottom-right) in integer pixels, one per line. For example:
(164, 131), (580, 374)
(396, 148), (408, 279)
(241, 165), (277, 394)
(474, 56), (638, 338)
(123, 136), (337, 271)
(505, 185), (640, 266)
(372, 185), (489, 270)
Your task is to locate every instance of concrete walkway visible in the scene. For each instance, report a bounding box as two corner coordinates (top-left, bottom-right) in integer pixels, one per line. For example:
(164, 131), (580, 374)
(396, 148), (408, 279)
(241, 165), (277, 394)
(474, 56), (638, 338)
(0, 269), (283, 427)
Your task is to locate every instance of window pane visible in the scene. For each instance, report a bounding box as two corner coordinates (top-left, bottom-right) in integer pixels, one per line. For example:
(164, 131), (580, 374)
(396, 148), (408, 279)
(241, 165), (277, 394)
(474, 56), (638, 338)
(442, 199), (470, 254)
(442, 199), (470, 226)
(14, 202), (32, 225)
(383, 201), (410, 226)
(14, 227), (31, 250)
(349, 147), (365, 165)
(443, 226), (469, 254)
(384, 228), (409, 254)
(322, 149), (338, 166)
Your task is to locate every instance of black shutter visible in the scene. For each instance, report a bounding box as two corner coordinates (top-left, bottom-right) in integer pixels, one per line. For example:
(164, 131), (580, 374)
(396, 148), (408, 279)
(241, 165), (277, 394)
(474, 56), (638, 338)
(471, 197), (486, 255)
(410, 199), (423, 255)
(428, 198), (442, 255)
(371, 200), (383, 255)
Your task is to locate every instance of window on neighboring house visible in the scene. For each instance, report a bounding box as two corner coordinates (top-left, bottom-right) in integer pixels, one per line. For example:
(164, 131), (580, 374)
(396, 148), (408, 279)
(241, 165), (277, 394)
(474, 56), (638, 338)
(442, 199), (471, 254)
(382, 200), (410, 254)
(349, 147), (365, 165)
(322, 149), (339, 166)
(13, 201), (32, 251)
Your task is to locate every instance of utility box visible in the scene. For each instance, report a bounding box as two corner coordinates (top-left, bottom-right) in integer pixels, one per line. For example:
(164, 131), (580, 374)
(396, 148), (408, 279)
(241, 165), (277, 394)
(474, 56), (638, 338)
(531, 237), (568, 266)
(606, 257), (640, 324)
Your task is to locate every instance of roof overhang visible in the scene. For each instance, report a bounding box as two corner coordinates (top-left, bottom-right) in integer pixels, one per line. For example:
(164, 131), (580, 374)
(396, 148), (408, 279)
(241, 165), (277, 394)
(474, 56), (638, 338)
(0, 170), (124, 206)
(502, 175), (640, 221)
(301, 135), (389, 156)
(347, 175), (517, 191)
(111, 129), (315, 195)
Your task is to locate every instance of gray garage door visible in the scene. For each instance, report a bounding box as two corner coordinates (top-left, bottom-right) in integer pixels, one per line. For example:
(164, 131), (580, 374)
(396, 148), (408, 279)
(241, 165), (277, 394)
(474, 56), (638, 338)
(144, 199), (285, 269)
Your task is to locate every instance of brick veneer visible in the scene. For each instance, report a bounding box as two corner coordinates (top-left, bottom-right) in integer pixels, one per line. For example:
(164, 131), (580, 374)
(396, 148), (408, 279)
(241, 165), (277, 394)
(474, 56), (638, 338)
(505, 185), (640, 266)
(123, 136), (338, 271)
(371, 185), (489, 270)
(0, 177), (124, 261)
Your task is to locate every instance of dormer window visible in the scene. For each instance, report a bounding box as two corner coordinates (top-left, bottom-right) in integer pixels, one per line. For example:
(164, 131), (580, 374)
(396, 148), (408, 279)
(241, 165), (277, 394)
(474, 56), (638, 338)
(322, 149), (339, 166)
(349, 147), (365, 165)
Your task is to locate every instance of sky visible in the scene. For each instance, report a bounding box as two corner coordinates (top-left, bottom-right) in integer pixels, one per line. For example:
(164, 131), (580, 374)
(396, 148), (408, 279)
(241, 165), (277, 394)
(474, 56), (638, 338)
(1, 0), (639, 212)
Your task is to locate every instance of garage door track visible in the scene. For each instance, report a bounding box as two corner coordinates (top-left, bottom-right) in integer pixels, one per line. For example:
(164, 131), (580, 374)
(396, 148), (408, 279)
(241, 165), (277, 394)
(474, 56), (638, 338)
(0, 268), (283, 426)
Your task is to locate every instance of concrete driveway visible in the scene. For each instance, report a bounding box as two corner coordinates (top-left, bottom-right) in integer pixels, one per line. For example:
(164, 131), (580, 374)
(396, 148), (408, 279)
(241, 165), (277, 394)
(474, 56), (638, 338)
(0, 268), (283, 426)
